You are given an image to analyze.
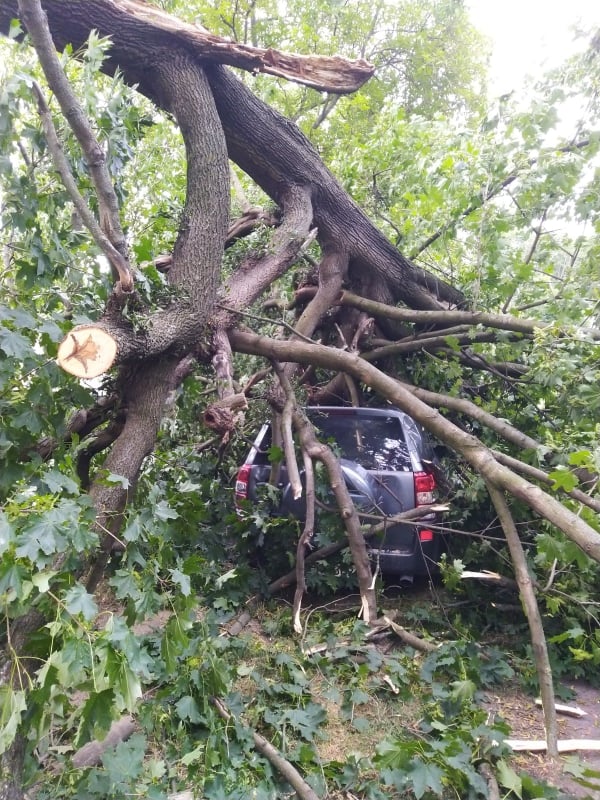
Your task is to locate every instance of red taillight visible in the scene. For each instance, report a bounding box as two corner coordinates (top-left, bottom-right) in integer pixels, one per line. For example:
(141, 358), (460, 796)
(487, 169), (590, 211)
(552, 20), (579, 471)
(414, 471), (436, 506)
(235, 465), (251, 504)
(416, 472), (436, 542)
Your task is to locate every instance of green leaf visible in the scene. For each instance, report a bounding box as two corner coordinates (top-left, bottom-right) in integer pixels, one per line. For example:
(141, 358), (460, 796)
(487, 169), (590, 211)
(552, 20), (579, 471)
(64, 584), (98, 620)
(181, 744), (204, 765)
(0, 687), (27, 755)
(496, 758), (522, 797)
(0, 328), (31, 359)
(169, 568), (191, 596)
(116, 659), (142, 711)
(101, 733), (146, 785)
(408, 760), (444, 799)
(450, 678), (476, 701)
(154, 500), (178, 521)
(106, 472), (131, 489)
(78, 689), (116, 743)
(31, 570), (56, 594)
(40, 469), (79, 495)
(0, 561), (26, 601)
(548, 469), (578, 493)
(175, 695), (203, 723)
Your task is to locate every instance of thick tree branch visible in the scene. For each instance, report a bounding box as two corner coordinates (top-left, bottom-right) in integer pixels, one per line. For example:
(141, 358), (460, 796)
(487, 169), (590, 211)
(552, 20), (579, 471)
(0, 1), (463, 310)
(4, 0), (374, 92)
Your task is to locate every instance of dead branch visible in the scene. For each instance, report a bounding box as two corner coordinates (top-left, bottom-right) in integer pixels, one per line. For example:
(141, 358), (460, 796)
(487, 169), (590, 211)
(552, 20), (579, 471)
(478, 762), (500, 800)
(19, 1), (132, 290)
(11, 0), (374, 93)
(487, 484), (558, 759)
(534, 699), (587, 718)
(226, 208), (279, 246)
(212, 698), (320, 800)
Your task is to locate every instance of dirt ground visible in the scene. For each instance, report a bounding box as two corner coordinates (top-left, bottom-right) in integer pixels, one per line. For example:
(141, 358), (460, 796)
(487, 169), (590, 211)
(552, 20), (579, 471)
(483, 680), (600, 798)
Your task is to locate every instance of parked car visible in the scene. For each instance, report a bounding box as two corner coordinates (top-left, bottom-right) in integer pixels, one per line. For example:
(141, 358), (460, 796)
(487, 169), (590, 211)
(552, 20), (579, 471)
(234, 406), (444, 578)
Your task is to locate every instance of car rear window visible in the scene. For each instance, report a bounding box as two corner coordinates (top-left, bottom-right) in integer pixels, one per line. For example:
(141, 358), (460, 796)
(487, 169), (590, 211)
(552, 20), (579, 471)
(308, 411), (412, 471)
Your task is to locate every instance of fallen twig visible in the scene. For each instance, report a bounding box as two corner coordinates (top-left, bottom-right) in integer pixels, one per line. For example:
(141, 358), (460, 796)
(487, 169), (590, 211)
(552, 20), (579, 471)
(383, 615), (437, 653)
(212, 698), (320, 800)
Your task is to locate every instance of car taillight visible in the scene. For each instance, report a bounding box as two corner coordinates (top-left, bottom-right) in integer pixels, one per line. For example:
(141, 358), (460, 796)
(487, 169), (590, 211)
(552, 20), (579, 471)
(414, 471), (436, 506)
(235, 464), (251, 504)
(415, 471), (436, 542)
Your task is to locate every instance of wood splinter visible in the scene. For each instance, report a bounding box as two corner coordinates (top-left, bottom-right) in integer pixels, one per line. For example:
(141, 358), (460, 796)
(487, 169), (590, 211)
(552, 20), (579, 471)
(57, 326), (117, 378)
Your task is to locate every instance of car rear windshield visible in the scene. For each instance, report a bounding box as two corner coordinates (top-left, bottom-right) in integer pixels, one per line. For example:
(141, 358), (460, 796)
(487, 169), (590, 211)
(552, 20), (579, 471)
(308, 411), (412, 471)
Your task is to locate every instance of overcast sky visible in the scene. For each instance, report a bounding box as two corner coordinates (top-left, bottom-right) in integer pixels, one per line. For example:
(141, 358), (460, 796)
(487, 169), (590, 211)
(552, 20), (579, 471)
(467, 0), (599, 93)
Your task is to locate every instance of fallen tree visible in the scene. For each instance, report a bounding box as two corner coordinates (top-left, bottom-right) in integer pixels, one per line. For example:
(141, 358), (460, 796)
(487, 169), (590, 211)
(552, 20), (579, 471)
(0, 1), (599, 797)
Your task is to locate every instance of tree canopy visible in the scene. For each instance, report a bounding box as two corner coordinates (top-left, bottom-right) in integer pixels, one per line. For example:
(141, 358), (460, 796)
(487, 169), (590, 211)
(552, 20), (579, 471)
(0, 1), (599, 798)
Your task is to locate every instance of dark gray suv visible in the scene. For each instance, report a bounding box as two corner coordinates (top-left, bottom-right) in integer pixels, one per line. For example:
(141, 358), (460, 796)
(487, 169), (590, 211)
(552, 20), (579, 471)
(234, 407), (444, 577)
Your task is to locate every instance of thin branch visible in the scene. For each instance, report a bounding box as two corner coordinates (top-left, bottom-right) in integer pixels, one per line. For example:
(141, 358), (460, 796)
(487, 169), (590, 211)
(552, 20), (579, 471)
(363, 329), (526, 360)
(293, 447), (315, 634)
(340, 290), (600, 339)
(486, 483), (558, 759)
(18, 0), (132, 290)
(292, 409), (377, 624)
(272, 362), (302, 500)
(410, 138), (593, 258)
(30, 82), (132, 289)
(492, 450), (600, 514)
(400, 381), (541, 452)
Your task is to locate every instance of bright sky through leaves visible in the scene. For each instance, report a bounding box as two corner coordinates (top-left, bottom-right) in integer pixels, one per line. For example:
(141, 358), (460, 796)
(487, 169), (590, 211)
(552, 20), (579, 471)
(467, 0), (598, 93)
